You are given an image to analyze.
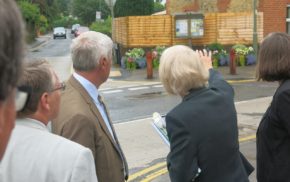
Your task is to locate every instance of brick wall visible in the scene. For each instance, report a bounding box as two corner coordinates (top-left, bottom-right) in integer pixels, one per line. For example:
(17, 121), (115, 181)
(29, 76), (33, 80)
(260, 0), (288, 36)
(217, 0), (231, 12)
(166, 0), (290, 36)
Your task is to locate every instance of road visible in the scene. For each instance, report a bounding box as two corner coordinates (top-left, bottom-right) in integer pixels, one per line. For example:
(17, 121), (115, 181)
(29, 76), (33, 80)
(27, 33), (277, 181)
(27, 32), (278, 123)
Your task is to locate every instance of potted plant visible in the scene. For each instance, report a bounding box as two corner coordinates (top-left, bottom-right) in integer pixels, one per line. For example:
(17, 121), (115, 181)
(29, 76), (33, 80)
(207, 42), (224, 68)
(212, 50), (219, 68)
(124, 48), (145, 71)
(246, 46), (256, 65)
(219, 49), (229, 66)
(152, 46), (166, 69)
(232, 44), (248, 66)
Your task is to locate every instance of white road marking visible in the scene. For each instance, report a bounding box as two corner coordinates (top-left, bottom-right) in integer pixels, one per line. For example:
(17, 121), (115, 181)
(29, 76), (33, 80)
(102, 90), (123, 94)
(128, 87), (149, 91)
(153, 85), (163, 88)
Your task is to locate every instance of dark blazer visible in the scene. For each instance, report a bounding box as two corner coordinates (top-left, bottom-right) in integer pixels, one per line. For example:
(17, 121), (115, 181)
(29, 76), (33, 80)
(166, 69), (253, 182)
(52, 76), (128, 182)
(257, 79), (290, 182)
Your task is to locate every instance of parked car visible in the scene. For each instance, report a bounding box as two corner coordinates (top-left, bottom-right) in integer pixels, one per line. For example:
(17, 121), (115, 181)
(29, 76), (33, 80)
(71, 24), (80, 34)
(74, 26), (89, 37)
(53, 27), (66, 39)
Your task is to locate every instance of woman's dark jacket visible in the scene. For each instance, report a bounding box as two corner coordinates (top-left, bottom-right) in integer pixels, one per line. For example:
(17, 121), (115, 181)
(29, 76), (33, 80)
(257, 79), (290, 182)
(166, 69), (254, 182)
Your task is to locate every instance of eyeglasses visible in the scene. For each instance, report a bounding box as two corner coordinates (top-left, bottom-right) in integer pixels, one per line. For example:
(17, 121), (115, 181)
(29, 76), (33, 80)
(50, 82), (66, 92)
(15, 86), (30, 112)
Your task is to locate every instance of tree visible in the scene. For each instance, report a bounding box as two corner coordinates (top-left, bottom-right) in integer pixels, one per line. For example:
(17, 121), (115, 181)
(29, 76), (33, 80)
(72, 0), (110, 25)
(18, 1), (41, 41)
(154, 2), (165, 13)
(55, 0), (71, 16)
(114, 0), (154, 18)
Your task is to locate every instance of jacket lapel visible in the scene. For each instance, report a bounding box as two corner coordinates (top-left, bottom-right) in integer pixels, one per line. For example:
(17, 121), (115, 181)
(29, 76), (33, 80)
(68, 76), (118, 149)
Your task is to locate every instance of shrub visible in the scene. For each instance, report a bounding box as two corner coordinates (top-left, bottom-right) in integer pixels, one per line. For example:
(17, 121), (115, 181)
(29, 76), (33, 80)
(90, 17), (112, 37)
(232, 44), (248, 56)
(207, 42), (227, 67)
(124, 48), (145, 71)
(152, 46), (166, 69)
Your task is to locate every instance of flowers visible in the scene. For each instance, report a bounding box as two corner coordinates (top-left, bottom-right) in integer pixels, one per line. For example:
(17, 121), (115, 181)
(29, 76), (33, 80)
(152, 46), (166, 69)
(232, 44), (249, 56)
(124, 48), (145, 71)
(207, 42), (228, 67)
(232, 44), (256, 66)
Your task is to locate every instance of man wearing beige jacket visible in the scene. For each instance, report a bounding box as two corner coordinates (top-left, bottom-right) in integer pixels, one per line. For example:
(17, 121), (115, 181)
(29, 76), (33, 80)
(53, 31), (128, 182)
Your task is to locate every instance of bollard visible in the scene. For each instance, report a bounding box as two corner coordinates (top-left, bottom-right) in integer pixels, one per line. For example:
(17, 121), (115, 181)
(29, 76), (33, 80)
(229, 48), (236, 75)
(146, 51), (153, 79)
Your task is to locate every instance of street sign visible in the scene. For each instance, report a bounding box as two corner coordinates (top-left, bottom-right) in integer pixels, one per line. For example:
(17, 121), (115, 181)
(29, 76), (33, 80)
(104, 0), (116, 8)
(96, 11), (101, 20)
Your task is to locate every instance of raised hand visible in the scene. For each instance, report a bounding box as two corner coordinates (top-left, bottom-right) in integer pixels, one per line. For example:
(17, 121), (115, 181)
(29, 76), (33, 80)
(197, 49), (212, 70)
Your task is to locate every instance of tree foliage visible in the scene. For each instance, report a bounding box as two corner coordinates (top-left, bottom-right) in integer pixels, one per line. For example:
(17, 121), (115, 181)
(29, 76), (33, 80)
(114, 0), (154, 18)
(18, 1), (41, 24)
(90, 17), (112, 37)
(72, 0), (110, 25)
(154, 2), (165, 13)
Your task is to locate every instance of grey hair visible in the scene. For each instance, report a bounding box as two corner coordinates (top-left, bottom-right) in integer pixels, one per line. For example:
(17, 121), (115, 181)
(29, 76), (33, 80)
(71, 31), (113, 71)
(0, 0), (25, 101)
(159, 45), (209, 97)
(18, 59), (54, 116)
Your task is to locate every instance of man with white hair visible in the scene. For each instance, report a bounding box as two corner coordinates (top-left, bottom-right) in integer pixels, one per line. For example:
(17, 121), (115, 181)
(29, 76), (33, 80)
(53, 31), (129, 182)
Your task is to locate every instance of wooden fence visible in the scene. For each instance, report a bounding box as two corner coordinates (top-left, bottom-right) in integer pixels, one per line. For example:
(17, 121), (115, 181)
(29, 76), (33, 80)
(113, 12), (263, 48)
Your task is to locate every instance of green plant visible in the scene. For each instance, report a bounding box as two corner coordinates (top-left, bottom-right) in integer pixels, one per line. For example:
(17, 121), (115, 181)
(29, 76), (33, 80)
(124, 48), (145, 71)
(207, 42), (226, 67)
(232, 44), (248, 56)
(247, 46), (255, 55)
(90, 17), (112, 37)
(208, 42), (224, 52)
(152, 46), (166, 69)
(232, 44), (249, 66)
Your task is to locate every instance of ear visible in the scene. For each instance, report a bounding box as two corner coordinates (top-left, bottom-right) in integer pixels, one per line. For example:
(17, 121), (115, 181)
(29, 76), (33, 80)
(39, 93), (50, 111)
(100, 57), (107, 68)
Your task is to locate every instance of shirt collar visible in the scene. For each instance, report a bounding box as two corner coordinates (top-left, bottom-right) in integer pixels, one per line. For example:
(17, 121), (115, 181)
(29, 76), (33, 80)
(73, 72), (100, 104)
(16, 118), (49, 132)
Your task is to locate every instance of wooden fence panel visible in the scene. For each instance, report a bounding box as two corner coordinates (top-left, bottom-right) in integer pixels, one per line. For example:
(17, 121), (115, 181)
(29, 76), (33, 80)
(113, 12), (263, 48)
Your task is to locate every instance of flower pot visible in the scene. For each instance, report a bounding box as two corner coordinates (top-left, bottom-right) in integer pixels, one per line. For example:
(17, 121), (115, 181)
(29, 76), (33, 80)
(239, 55), (246, 67)
(246, 54), (256, 65)
(136, 57), (146, 69)
(213, 58), (219, 68)
(219, 55), (229, 66)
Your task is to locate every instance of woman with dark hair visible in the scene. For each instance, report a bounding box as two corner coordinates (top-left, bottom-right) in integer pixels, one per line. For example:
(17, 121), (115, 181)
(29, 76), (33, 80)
(256, 32), (290, 181)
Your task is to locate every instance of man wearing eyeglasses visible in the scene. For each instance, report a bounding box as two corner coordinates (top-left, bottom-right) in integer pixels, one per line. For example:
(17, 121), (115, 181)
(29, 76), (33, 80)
(0, 60), (98, 182)
(0, 0), (25, 161)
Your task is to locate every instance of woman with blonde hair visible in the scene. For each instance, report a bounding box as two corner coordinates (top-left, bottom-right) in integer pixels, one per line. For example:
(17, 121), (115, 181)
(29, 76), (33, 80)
(159, 45), (253, 182)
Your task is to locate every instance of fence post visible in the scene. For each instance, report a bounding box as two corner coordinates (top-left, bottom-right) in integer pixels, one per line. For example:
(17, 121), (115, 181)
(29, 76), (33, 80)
(229, 49), (236, 75)
(146, 51), (153, 79)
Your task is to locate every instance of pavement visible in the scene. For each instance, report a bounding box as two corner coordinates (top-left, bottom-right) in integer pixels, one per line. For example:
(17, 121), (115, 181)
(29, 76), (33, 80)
(28, 34), (52, 52)
(30, 35), (262, 181)
(28, 34), (257, 82)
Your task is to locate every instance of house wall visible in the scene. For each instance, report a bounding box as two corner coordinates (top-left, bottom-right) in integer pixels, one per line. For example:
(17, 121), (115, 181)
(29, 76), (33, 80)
(167, 0), (290, 37)
(260, 0), (290, 36)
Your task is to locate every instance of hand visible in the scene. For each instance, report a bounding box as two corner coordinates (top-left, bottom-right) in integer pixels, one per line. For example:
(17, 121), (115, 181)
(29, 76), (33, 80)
(197, 49), (212, 70)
